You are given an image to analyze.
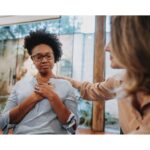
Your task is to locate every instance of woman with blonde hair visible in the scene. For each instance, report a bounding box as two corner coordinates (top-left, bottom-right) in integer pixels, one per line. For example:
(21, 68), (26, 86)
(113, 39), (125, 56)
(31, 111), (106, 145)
(111, 16), (150, 134)
(58, 16), (150, 134)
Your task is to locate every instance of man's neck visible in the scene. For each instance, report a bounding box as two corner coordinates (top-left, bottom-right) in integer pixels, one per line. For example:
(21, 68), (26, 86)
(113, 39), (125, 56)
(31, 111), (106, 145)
(36, 72), (55, 83)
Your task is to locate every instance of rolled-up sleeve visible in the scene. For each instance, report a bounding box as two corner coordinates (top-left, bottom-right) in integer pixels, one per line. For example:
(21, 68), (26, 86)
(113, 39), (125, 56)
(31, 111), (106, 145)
(63, 84), (79, 134)
(0, 112), (9, 130)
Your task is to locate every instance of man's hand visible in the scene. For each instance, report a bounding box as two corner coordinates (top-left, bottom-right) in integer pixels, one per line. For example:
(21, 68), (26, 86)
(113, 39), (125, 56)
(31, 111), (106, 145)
(30, 92), (44, 102)
(34, 83), (57, 100)
(9, 92), (43, 124)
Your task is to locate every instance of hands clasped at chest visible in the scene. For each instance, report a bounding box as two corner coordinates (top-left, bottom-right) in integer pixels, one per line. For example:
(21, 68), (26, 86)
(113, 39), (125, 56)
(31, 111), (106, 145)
(34, 83), (57, 101)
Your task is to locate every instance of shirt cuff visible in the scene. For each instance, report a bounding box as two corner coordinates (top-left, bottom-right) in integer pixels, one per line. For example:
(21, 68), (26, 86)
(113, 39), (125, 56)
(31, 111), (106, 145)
(1, 111), (15, 134)
(0, 112), (9, 132)
(62, 112), (77, 134)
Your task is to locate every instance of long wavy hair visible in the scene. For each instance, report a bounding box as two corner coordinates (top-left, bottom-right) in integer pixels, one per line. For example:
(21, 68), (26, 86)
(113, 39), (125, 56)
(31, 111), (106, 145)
(111, 16), (150, 109)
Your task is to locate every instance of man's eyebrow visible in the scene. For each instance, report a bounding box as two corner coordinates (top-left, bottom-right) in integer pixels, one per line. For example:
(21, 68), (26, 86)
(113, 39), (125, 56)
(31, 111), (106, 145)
(32, 52), (53, 56)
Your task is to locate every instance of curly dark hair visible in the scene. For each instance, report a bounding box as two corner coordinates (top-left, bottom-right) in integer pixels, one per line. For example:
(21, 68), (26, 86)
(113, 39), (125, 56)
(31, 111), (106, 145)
(24, 29), (63, 63)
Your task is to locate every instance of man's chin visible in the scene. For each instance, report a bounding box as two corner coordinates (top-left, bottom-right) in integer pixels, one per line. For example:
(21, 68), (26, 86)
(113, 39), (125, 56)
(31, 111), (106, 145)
(39, 69), (49, 75)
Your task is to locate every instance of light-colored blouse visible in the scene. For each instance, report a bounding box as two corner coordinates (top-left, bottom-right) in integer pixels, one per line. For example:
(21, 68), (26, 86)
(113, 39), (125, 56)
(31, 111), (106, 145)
(78, 72), (150, 134)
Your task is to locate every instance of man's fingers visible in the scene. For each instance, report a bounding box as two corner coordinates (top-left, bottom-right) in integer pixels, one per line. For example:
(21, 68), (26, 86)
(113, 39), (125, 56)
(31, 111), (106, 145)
(35, 85), (42, 94)
(38, 84), (53, 89)
(34, 88), (40, 93)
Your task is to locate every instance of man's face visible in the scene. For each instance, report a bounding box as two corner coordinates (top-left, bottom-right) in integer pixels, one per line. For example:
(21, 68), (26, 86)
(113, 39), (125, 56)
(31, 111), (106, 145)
(31, 44), (55, 75)
(105, 42), (124, 69)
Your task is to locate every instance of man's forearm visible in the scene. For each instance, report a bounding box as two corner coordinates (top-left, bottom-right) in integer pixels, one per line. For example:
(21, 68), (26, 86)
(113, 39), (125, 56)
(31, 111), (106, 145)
(48, 94), (70, 124)
(9, 96), (39, 124)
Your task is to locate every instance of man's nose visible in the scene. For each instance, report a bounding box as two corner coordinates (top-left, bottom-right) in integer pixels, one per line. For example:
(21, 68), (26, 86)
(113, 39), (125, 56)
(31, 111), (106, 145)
(41, 56), (48, 62)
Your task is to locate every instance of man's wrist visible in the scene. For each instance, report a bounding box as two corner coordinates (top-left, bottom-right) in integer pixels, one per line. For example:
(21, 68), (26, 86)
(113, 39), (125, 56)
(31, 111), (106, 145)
(47, 92), (58, 102)
(30, 94), (39, 102)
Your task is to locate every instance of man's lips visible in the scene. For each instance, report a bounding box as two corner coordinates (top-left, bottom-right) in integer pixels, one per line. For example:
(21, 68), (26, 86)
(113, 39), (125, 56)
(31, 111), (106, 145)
(40, 65), (49, 69)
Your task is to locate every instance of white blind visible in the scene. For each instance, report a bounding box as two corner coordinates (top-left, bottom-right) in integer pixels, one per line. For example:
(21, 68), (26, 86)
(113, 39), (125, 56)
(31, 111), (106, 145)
(0, 16), (60, 26)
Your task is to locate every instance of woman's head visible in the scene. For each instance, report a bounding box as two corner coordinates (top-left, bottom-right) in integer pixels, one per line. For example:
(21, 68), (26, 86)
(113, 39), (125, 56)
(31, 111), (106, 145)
(24, 29), (63, 75)
(104, 41), (124, 69)
(111, 16), (150, 94)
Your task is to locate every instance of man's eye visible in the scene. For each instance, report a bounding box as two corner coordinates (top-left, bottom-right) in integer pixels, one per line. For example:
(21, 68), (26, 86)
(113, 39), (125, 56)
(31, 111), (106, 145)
(47, 55), (51, 58)
(46, 55), (53, 59)
(36, 55), (42, 59)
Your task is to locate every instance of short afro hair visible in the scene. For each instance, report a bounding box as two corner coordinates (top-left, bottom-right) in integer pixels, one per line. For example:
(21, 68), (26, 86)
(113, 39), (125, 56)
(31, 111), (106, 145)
(24, 29), (62, 63)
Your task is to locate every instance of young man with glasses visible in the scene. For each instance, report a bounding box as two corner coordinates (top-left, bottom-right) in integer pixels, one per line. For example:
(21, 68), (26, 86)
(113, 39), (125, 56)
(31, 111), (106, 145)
(1, 29), (78, 134)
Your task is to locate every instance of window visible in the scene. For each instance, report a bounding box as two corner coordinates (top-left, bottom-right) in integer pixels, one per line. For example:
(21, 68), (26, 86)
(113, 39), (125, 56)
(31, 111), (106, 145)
(0, 16), (95, 129)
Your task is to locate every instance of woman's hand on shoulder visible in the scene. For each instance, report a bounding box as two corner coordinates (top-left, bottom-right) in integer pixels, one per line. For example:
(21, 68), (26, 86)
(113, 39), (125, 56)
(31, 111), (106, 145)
(56, 75), (82, 89)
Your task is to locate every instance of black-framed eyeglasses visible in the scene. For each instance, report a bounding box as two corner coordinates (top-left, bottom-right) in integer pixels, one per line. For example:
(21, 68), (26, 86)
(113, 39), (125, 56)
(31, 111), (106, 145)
(31, 53), (54, 62)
